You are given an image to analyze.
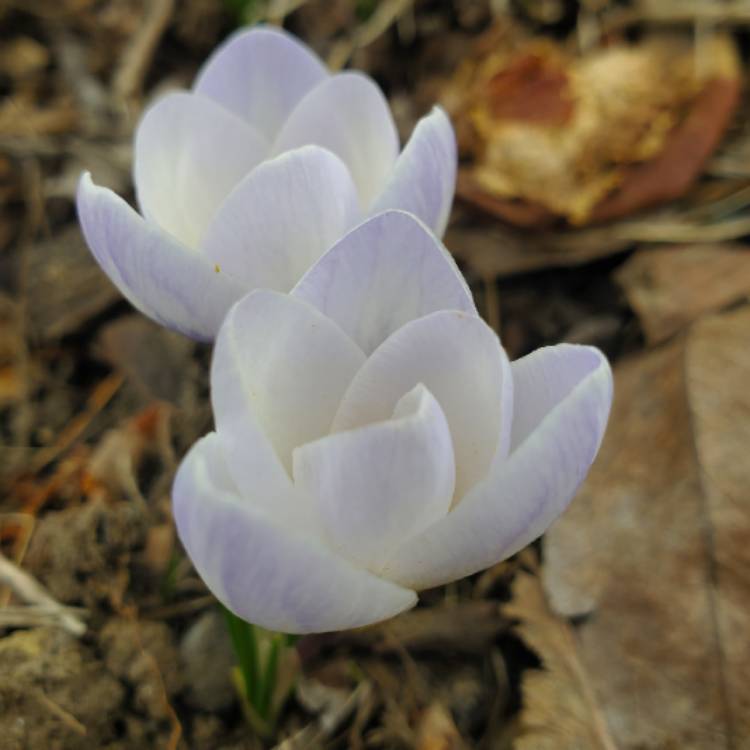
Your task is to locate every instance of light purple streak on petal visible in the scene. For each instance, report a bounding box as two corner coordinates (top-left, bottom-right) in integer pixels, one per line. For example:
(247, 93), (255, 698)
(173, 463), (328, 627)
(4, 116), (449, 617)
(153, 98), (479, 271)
(173, 433), (417, 634)
(370, 107), (457, 237)
(202, 146), (361, 293)
(381, 346), (613, 590)
(212, 290), (366, 482)
(291, 210), (476, 355)
(271, 72), (399, 209)
(293, 384), (455, 572)
(509, 344), (608, 452)
(77, 173), (245, 341)
(193, 26), (328, 141)
(134, 91), (268, 247)
(332, 310), (512, 502)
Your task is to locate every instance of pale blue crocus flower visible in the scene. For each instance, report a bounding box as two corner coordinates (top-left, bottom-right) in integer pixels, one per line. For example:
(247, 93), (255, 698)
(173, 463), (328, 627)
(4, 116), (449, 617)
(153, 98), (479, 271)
(172, 210), (613, 634)
(76, 27), (456, 340)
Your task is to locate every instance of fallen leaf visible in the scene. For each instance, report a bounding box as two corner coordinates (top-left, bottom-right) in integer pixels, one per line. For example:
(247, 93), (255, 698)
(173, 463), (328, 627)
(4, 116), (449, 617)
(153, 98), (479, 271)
(322, 601), (508, 656)
(26, 226), (121, 342)
(86, 403), (173, 508)
(504, 571), (617, 750)
(446, 209), (750, 279)
(447, 28), (740, 226)
(95, 315), (198, 408)
(615, 243), (750, 344)
(543, 304), (750, 748)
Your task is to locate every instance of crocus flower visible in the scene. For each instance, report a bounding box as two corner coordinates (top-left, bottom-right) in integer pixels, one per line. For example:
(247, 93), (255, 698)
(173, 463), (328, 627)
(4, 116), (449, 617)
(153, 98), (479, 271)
(76, 26), (456, 340)
(172, 211), (613, 633)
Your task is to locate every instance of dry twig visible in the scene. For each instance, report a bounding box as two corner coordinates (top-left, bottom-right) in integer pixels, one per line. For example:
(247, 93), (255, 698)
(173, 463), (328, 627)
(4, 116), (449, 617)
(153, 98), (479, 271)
(0, 551), (86, 636)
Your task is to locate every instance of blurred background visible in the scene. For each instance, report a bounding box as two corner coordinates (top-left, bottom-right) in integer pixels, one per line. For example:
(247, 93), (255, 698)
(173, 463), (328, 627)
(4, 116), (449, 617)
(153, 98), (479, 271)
(0, 0), (748, 748)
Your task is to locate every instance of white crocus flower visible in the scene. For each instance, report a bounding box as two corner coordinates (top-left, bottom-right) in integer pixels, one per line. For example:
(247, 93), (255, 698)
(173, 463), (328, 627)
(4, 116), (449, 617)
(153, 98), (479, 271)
(76, 27), (455, 340)
(172, 211), (613, 634)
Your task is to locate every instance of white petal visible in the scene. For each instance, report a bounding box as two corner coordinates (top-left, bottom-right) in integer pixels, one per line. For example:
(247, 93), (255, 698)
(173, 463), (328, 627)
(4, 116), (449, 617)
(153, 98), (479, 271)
(292, 210), (475, 354)
(201, 146), (361, 293)
(370, 108), (456, 237)
(76, 173), (244, 340)
(271, 72), (399, 209)
(509, 344), (609, 451)
(134, 92), (268, 247)
(194, 26), (328, 141)
(294, 384), (455, 571)
(333, 310), (512, 501)
(381, 346), (613, 589)
(211, 290), (366, 483)
(173, 433), (417, 634)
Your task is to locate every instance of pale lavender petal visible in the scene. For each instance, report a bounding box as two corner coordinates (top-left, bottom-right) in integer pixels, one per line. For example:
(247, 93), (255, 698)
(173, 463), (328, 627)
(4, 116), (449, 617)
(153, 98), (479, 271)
(293, 384), (455, 571)
(134, 92), (268, 247)
(272, 72), (399, 209)
(291, 210), (475, 354)
(509, 344), (609, 451)
(202, 146), (361, 293)
(77, 173), (244, 341)
(173, 433), (417, 634)
(381, 346), (613, 590)
(193, 26), (328, 141)
(211, 290), (365, 485)
(370, 108), (456, 237)
(333, 310), (513, 502)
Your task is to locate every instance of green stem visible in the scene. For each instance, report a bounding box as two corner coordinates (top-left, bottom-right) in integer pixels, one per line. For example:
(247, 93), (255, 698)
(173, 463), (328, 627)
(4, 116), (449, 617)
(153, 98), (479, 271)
(259, 636), (280, 717)
(223, 606), (260, 706)
(220, 606), (298, 736)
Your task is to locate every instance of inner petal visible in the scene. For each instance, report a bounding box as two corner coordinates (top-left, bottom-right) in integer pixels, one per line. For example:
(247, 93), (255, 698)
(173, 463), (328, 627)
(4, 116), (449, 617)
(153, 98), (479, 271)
(271, 72), (399, 209)
(332, 310), (513, 504)
(211, 290), (365, 481)
(193, 26), (328, 142)
(134, 92), (269, 248)
(201, 146), (361, 294)
(293, 384), (455, 572)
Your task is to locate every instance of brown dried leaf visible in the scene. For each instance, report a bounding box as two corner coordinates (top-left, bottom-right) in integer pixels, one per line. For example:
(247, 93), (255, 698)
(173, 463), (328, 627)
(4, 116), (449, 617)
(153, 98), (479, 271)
(449, 30), (740, 227)
(504, 572), (617, 750)
(544, 305), (750, 748)
(331, 601), (508, 655)
(95, 315), (197, 407)
(26, 226), (120, 342)
(616, 244), (750, 344)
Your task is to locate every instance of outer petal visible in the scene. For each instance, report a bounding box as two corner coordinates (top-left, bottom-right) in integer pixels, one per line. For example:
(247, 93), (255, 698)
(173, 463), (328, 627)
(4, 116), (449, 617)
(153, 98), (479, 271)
(293, 384), (455, 571)
(291, 210), (475, 354)
(510, 344), (608, 451)
(201, 146), (361, 293)
(370, 108), (456, 237)
(333, 310), (512, 501)
(193, 26), (328, 141)
(271, 72), (399, 209)
(77, 173), (244, 341)
(134, 92), (268, 247)
(173, 433), (417, 634)
(211, 290), (365, 485)
(381, 346), (613, 590)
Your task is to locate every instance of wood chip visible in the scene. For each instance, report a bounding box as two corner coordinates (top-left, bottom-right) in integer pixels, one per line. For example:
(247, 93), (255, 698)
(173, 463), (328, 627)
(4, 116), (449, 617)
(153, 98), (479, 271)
(415, 702), (469, 750)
